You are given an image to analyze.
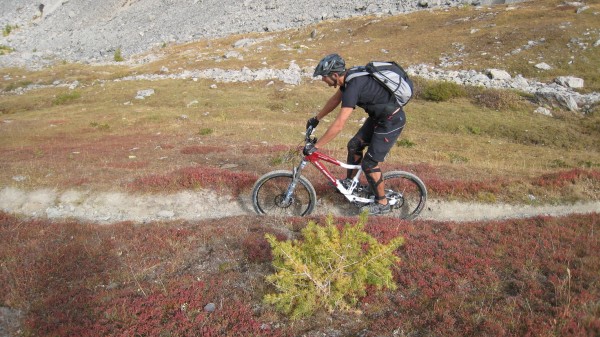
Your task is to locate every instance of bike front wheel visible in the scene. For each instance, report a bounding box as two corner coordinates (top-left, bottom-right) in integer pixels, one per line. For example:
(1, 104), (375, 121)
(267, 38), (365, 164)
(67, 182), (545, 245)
(251, 170), (317, 217)
(383, 171), (427, 220)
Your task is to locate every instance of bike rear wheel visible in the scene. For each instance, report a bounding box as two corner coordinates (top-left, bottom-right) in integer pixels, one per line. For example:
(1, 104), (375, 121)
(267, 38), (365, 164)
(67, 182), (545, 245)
(251, 170), (317, 216)
(383, 171), (427, 220)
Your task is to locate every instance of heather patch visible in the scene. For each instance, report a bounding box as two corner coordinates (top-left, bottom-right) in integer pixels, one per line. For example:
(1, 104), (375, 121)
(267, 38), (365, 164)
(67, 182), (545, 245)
(1, 212), (598, 336)
(128, 165), (257, 196)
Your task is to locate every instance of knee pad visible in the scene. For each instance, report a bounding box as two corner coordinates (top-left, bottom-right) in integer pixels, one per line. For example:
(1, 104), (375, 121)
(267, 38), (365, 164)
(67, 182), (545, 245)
(347, 137), (366, 155)
(361, 157), (379, 173)
(362, 157), (384, 199)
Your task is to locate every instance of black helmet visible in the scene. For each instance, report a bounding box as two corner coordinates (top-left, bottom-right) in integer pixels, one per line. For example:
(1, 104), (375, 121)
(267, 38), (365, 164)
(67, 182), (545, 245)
(313, 53), (346, 77)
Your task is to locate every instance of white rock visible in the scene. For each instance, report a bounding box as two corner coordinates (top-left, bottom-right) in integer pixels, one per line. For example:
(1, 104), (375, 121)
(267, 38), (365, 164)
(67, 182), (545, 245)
(223, 51), (242, 59)
(487, 69), (511, 80)
(535, 62), (552, 70)
(555, 76), (584, 88)
(534, 107), (552, 116)
(233, 38), (256, 48)
(576, 6), (589, 13)
(135, 89), (155, 99)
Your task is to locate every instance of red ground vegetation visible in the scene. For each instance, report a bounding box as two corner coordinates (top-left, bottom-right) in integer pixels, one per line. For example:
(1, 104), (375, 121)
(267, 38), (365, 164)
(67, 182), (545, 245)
(127, 165), (257, 196)
(180, 145), (226, 155)
(1, 212), (598, 336)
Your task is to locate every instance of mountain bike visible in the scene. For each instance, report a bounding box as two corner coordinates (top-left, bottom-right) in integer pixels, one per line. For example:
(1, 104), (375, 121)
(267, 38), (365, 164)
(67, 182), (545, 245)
(251, 126), (427, 219)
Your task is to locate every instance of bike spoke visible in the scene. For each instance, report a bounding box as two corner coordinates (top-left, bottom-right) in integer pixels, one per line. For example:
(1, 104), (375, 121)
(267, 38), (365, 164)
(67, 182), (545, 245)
(383, 172), (427, 220)
(252, 172), (316, 216)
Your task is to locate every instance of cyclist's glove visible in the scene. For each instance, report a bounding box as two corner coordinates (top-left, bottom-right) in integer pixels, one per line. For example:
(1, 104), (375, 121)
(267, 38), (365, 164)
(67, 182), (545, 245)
(306, 117), (319, 130)
(303, 143), (317, 156)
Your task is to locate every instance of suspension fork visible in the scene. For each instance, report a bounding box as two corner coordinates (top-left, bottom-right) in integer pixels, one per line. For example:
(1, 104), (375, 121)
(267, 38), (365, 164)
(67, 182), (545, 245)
(283, 158), (308, 204)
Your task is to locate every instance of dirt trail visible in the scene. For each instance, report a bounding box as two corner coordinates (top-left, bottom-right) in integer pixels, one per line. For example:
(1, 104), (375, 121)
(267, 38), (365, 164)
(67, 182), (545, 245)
(1, 187), (598, 224)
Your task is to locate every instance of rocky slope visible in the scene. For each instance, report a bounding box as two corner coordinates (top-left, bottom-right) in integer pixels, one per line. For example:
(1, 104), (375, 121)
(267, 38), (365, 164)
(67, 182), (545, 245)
(2, 0), (599, 112)
(1, 0), (521, 68)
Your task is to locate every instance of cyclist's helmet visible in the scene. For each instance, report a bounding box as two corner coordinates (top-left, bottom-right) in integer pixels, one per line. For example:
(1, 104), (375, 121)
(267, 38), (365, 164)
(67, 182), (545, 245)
(313, 53), (346, 77)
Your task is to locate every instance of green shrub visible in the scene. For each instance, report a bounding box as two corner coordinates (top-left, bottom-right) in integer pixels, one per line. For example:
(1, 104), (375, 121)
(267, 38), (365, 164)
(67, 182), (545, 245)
(466, 125), (481, 135)
(449, 153), (469, 164)
(114, 48), (124, 62)
(0, 45), (13, 55)
(90, 122), (110, 130)
(470, 87), (527, 111)
(52, 91), (81, 105)
(264, 214), (404, 319)
(3, 80), (31, 92)
(198, 128), (213, 135)
(3, 24), (17, 37)
(421, 81), (466, 102)
(396, 138), (416, 148)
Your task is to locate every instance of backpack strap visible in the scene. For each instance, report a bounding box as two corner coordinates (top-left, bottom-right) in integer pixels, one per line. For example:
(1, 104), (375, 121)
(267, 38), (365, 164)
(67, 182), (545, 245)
(345, 66), (369, 82)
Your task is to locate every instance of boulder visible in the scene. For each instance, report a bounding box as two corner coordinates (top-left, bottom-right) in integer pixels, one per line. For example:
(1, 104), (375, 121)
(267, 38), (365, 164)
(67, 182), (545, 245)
(554, 76), (584, 89)
(535, 62), (552, 70)
(134, 89), (155, 100)
(535, 88), (579, 112)
(486, 69), (511, 80)
(534, 107), (553, 117)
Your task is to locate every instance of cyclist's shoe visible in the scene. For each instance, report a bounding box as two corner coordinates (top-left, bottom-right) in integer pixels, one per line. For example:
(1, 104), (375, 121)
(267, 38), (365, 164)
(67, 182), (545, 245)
(361, 202), (391, 216)
(340, 178), (353, 190)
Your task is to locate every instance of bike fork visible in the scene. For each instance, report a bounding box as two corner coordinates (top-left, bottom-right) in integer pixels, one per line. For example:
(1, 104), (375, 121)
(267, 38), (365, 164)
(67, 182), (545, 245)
(283, 159), (308, 204)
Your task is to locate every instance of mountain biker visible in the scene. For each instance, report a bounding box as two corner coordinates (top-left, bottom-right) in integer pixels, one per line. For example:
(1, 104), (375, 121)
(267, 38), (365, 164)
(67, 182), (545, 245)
(304, 53), (406, 215)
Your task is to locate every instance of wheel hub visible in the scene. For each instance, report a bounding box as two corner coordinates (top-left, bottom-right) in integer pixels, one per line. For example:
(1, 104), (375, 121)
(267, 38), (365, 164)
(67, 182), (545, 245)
(274, 194), (293, 208)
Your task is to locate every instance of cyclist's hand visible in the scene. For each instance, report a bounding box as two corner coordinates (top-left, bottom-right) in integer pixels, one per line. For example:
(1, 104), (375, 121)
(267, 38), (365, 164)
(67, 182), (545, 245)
(303, 143), (317, 156)
(306, 117), (319, 130)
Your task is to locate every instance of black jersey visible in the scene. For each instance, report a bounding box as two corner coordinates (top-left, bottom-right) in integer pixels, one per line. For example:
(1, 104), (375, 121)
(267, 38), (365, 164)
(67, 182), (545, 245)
(340, 74), (398, 118)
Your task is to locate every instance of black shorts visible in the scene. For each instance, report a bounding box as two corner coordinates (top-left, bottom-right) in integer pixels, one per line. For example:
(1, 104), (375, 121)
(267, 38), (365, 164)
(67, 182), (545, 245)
(355, 107), (405, 163)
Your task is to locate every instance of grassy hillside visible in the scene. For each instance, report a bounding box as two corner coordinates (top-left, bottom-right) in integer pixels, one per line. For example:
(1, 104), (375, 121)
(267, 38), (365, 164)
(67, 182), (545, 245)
(1, 0), (599, 335)
(1, 0), (599, 204)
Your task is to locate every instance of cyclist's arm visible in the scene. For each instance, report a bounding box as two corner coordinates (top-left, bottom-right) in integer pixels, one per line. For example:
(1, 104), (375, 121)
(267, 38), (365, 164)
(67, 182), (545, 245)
(315, 106), (353, 148)
(315, 89), (342, 121)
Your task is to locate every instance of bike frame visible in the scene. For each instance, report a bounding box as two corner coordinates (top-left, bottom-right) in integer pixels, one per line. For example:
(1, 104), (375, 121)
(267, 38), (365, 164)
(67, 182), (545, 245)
(286, 150), (374, 205)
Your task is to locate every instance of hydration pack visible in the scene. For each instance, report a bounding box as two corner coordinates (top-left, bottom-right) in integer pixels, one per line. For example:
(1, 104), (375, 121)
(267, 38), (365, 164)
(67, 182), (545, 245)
(346, 61), (414, 106)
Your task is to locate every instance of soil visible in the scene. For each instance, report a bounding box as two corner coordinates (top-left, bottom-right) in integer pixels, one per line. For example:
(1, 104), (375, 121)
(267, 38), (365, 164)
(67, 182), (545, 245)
(1, 186), (598, 224)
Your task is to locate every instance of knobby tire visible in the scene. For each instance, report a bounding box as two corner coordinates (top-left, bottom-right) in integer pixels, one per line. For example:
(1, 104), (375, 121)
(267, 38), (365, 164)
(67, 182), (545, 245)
(251, 170), (317, 217)
(383, 171), (427, 220)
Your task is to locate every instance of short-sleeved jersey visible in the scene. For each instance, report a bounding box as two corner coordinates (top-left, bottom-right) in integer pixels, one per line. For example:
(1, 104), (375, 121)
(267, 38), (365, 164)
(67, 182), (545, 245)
(340, 73), (396, 116)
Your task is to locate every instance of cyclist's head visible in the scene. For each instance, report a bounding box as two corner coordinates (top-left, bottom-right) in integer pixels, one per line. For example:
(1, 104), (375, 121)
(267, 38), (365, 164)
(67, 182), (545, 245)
(313, 53), (346, 77)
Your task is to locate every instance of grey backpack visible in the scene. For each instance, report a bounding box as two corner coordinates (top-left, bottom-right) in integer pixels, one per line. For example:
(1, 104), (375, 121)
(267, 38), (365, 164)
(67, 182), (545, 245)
(346, 61), (414, 106)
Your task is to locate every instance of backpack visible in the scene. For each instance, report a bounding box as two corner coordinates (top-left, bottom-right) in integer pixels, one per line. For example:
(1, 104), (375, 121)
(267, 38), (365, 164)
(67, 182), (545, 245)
(346, 61), (414, 106)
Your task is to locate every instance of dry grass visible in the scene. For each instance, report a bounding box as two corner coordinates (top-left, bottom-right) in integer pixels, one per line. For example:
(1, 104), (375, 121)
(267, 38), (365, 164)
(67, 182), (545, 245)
(1, 79), (599, 201)
(1, 0), (599, 200)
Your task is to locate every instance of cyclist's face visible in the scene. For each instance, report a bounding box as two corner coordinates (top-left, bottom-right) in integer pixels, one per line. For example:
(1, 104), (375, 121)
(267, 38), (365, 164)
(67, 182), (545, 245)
(322, 73), (338, 88)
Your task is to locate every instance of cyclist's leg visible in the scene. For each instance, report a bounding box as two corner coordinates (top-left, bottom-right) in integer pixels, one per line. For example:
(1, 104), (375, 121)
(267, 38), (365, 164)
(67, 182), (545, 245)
(364, 110), (406, 204)
(346, 118), (374, 179)
(362, 156), (385, 202)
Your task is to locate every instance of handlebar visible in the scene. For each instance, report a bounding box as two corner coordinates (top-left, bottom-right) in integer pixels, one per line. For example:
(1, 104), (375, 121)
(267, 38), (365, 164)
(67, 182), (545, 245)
(305, 126), (317, 145)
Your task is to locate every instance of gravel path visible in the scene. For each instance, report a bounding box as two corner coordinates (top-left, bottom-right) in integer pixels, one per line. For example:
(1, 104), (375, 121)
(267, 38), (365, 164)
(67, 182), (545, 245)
(1, 187), (598, 224)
